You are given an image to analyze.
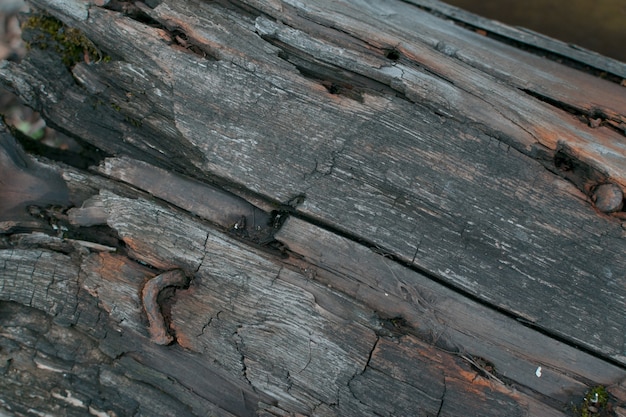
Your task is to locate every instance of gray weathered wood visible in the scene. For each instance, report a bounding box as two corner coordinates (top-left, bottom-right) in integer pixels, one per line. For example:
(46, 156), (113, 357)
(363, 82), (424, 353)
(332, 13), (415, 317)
(8, 0), (622, 362)
(2, 175), (567, 416)
(1, 0), (626, 415)
(275, 215), (626, 402)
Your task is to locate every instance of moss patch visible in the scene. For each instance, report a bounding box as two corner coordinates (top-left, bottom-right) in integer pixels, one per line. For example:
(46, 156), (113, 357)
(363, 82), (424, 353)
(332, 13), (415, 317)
(574, 385), (611, 417)
(22, 14), (108, 67)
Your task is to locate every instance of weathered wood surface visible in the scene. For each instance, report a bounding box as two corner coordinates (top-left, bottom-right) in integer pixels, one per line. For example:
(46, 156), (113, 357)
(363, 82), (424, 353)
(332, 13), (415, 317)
(0, 145), (563, 416)
(1, 0), (626, 415)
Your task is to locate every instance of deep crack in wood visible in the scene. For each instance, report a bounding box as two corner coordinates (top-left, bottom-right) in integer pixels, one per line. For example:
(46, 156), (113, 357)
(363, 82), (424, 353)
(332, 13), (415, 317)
(142, 269), (188, 345)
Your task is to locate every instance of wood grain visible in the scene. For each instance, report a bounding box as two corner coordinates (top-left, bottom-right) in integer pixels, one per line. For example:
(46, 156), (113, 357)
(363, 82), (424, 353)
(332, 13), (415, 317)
(275, 216), (626, 403)
(1, 0), (625, 414)
(5, 0), (625, 371)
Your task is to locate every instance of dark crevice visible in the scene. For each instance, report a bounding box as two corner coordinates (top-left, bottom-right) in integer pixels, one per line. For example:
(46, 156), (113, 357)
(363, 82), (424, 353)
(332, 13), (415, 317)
(63, 224), (127, 252)
(101, 0), (162, 26)
(156, 279), (191, 346)
(463, 355), (499, 381)
(498, 90), (626, 215)
(0, 84), (109, 170)
(274, 47), (364, 102)
(92, 166), (283, 254)
(103, 0), (218, 61)
(7, 122), (108, 170)
(476, 25), (625, 84)
(233, 326), (253, 386)
(521, 88), (626, 137)
(549, 144), (608, 194)
(257, 12), (476, 121)
(1, 211), (129, 256)
(194, 232), (210, 274)
(265, 38), (407, 103)
(495, 371), (574, 413)
(257, 15), (477, 130)
(536, 142), (626, 216)
(521, 88), (588, 117)
(362, 336), (379, 374)
(280, 209), (626, 372)
(385, 48), (401, 61)
(167, 28), (217, 60)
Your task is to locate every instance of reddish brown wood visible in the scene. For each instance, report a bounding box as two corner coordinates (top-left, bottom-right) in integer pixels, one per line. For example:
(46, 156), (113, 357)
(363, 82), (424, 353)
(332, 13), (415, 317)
(142, 269), (188, 345)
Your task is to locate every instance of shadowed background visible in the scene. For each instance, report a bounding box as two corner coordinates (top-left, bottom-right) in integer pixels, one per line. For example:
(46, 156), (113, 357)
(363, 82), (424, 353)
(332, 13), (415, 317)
(446, 0), (626, 62)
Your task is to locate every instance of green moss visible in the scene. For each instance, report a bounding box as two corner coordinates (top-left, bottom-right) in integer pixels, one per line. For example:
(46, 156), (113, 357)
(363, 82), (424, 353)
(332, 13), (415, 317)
(124, 115), (143, 127)
(574, 385), (610, 417)
(22, 14), (109, 67)
(16, 120), (45, 140)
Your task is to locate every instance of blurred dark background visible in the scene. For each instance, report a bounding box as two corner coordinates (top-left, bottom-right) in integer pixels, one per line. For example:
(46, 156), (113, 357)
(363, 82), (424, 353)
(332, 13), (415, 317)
(0, 0), (80, 151)
(446, 0), (626, 63)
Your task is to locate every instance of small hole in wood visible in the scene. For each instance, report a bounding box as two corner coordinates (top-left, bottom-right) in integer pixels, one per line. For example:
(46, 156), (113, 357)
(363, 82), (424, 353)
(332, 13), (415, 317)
(328, 83), (340, 94)
(385, 48), (401, 61)
(554, 150), (573, 171)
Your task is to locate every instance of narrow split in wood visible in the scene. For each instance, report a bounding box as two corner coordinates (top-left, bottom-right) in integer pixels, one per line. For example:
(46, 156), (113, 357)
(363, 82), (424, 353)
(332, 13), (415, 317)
(142, 269), (189, 345)
(130, 1), (222, 61)
(96, 157), (276, 244)
(255, 16), (401, 102)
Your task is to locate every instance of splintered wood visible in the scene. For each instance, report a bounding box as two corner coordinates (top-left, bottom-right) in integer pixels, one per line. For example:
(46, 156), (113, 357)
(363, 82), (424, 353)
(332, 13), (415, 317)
(1, 0), (626, 415)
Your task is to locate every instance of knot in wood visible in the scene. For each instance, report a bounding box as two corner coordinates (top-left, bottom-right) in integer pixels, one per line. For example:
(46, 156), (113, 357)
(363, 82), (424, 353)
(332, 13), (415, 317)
(592, 183), (624, 213)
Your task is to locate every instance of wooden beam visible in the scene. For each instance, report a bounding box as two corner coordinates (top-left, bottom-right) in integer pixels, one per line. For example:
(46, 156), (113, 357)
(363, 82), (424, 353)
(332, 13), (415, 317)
(1, 0), (625, 415)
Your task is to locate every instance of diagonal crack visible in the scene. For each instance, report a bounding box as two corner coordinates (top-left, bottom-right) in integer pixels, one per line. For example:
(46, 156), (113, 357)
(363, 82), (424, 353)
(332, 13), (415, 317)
(362, 335), (380, 375)
(233, 325), (253, 386)
(195, 231), (210, 274)
(436, 374), (446, 417)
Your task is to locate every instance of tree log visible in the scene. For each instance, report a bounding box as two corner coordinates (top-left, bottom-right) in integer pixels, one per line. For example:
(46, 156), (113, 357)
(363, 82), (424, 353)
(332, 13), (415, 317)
(1, 0), (626, 415)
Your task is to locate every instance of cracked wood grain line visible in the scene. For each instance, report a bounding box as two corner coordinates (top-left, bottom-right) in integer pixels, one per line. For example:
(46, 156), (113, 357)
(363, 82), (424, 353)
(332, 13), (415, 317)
(96, 157), (275, 244)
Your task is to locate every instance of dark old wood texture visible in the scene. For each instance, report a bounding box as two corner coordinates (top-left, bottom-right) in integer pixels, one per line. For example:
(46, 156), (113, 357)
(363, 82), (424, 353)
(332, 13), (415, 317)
(1, 0), (626, 416)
